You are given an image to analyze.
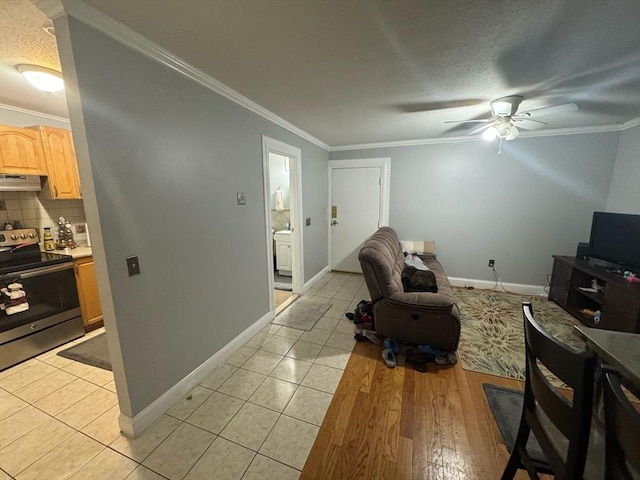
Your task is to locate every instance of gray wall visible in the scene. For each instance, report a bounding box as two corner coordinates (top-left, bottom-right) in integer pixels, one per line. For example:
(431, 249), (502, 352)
(330, 133), (621, 286)
(606, 125), (640, 214)
(63, 18), (328, 415)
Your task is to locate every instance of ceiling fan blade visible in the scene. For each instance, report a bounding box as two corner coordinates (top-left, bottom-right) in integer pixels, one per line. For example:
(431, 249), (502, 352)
(468, 123), (494, 135)
(514, 118), (546, 130)
(444, 118), (492, 124)
(520, 103), (579, 117)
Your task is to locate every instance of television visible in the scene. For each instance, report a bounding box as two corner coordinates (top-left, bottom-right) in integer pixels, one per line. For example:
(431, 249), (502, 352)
(588, 212), (640, 271)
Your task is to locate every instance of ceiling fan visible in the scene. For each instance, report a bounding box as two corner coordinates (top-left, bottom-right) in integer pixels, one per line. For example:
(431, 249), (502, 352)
(445, 95), (578, 142)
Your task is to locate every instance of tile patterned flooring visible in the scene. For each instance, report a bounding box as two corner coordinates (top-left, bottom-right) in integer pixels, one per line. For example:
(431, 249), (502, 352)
(0, 272), (368, 480)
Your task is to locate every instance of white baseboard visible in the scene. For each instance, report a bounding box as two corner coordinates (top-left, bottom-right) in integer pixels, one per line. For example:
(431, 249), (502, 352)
(302, 266), (330, 293)
(449, 277), (547, 296)
(118, 309), (275, 437)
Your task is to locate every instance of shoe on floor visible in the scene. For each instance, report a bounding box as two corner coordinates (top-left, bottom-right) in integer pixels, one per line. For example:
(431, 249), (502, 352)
(382, 349), (396, 368)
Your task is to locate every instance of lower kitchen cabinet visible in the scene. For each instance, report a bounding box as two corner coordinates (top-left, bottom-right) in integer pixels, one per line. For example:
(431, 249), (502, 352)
(74, 256), (103, 330)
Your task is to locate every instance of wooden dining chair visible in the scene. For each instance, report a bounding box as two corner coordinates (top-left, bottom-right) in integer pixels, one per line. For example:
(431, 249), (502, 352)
(501, 301), (598, 480)
(602, 368), (640, 480)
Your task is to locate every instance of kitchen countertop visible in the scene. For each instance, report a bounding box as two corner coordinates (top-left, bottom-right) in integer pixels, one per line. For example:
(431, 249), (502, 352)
(41, 246), (93, 259)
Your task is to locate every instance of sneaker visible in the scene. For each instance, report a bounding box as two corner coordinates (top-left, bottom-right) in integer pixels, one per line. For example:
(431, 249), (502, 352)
(363, 330), (381, 344)
(435, 352), (458, 365)
(382, 349), (396, 368)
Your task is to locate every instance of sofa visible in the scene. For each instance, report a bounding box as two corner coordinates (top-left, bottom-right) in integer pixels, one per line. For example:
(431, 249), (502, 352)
(358, 226), (461, 352)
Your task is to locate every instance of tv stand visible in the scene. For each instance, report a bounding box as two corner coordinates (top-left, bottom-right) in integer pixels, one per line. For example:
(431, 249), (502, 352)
(549, 256), (640, 333)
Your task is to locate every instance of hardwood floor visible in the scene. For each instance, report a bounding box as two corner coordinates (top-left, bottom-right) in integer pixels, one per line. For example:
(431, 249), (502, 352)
(301, 341), (548, 480)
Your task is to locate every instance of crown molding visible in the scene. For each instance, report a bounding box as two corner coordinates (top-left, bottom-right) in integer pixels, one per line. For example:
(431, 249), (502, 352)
(330, 119), (640, 152)
(33, 0), (330, 151)
(0, 103), (70, 123)
(621, 117), (640, 130)
(33, 0), (66, 20)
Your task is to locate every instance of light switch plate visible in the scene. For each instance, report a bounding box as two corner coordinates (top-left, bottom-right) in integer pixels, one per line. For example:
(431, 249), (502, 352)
(126, 256), (141, 276)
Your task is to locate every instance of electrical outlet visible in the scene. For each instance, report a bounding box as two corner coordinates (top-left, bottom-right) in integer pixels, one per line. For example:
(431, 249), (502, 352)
(488, 259), (495, 268)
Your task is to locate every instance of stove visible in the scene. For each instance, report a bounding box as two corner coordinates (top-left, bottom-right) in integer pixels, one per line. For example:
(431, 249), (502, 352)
(0, 228), (84, 371)
(0, 228), (73, 274)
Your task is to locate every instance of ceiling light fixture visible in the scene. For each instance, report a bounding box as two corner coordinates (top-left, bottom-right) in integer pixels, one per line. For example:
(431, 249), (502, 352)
(16, 65), (64, 93)
(482, 126), (497, 141)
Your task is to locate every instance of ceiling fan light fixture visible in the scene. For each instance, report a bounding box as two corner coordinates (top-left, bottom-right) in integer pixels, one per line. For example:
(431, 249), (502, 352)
(505, 124), (520, 140)
(16, 65), (64, 93)
(496, 121), (512, 138)
(482, 126), (497, 141)
(491, 101), (513, 117)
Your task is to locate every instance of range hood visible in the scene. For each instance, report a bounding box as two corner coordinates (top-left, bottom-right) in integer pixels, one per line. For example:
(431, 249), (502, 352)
(0, 174), (42, 192)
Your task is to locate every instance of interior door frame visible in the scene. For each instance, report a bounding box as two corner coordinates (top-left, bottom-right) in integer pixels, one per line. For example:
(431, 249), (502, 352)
(328, 157), (391, 271)
(262, 136), (304, 311)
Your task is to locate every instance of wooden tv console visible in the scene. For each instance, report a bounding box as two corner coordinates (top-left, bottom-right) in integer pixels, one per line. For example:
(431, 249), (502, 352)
(549, 256), (640, 333)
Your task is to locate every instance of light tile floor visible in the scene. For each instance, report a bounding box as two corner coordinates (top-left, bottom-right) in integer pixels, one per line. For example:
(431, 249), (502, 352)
(0, 272), (368, 480)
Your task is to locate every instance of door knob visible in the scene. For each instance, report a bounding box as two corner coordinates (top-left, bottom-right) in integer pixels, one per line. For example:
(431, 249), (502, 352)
(331, 220), (339, 226)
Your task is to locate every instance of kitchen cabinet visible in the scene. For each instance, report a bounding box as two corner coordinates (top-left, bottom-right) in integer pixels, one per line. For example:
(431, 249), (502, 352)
(74, 256), (103, 331)
(0, 124), (47, 175)
(35, 126), (82, 199)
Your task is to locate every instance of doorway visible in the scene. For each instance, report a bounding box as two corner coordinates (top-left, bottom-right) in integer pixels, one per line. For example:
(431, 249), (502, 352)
(262, 136), (304, 312)
(329, 158), (391, 273)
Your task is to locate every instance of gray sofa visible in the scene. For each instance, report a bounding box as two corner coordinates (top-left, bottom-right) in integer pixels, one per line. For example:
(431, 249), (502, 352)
(358, 226), (461, 352)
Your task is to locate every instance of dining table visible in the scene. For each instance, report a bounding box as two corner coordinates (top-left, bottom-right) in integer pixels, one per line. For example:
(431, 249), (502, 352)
(574, 324), (640, 396)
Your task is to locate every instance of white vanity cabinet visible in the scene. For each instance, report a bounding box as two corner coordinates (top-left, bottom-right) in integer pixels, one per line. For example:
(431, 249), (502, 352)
(274, 230), (292, 276)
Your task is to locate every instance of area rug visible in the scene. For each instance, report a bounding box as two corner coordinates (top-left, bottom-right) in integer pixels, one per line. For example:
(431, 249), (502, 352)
(273, 296), (331, 331)
(58, 333), (112, 371)
(456, 289), (585, 382)
(274, 282), (293, 291)
(274, 273), (293, 291)
(483, 383), (546, 463)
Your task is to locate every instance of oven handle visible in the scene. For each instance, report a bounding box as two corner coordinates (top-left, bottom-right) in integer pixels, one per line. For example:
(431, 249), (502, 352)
(19, 262), (75, 279)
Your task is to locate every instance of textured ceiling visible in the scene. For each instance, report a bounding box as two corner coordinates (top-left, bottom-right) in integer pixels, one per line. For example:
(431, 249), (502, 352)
(0, 0), (68, 117)
(2, 0), (639, 147)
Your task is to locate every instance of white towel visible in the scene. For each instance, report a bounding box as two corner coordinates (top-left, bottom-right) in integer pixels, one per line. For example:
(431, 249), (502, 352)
(275, 186), (285, 211)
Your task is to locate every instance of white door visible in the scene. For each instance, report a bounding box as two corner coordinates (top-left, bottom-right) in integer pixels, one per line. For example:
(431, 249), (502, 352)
(330, 166), (381, 273)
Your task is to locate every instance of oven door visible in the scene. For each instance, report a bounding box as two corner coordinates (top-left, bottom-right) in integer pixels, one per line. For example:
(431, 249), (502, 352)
(0, 262), (81, 344)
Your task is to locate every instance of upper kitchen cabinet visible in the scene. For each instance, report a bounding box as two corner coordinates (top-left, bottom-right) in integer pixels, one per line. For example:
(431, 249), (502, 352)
(35, 126), (82, 199)
(0, 125), (47, 175)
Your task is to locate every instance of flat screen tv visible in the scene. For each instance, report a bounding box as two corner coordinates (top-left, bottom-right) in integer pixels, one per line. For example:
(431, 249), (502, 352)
(588, 212), (640, 271)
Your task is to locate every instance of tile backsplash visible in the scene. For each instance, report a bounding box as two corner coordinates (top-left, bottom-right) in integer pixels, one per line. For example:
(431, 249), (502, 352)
(271, 209), (290, 231)
(0, 191), (86, 243)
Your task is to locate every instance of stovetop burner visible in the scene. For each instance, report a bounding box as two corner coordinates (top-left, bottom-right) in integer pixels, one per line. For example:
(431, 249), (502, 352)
(0, 228), (73, 275)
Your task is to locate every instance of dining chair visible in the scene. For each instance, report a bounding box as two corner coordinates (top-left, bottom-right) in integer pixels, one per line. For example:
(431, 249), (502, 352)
(501, 301), (598, 480)
(602, 368), (640, 479)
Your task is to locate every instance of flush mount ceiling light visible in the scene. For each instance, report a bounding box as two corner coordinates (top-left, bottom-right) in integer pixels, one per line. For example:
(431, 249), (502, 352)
(16, 65), (64, 93)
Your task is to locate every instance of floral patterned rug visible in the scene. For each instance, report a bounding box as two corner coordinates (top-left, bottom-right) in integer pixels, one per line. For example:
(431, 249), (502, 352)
(455, 288), (586, 383)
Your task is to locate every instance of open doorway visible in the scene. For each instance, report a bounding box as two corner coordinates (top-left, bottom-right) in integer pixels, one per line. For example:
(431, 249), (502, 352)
(262, 136), (304, 312)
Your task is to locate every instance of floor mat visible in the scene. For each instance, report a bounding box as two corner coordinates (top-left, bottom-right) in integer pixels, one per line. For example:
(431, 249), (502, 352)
(483, 383), (546, 464)
(57, 333), (112, 371)
(272, 296), (331, 331)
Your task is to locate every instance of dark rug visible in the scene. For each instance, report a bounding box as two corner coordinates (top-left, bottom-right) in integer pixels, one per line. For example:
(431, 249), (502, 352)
(273, 296), (331, 330)
(274, 273), (293, 291)
(58, 333), (112, 371)
(483, 383), (546, 463)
